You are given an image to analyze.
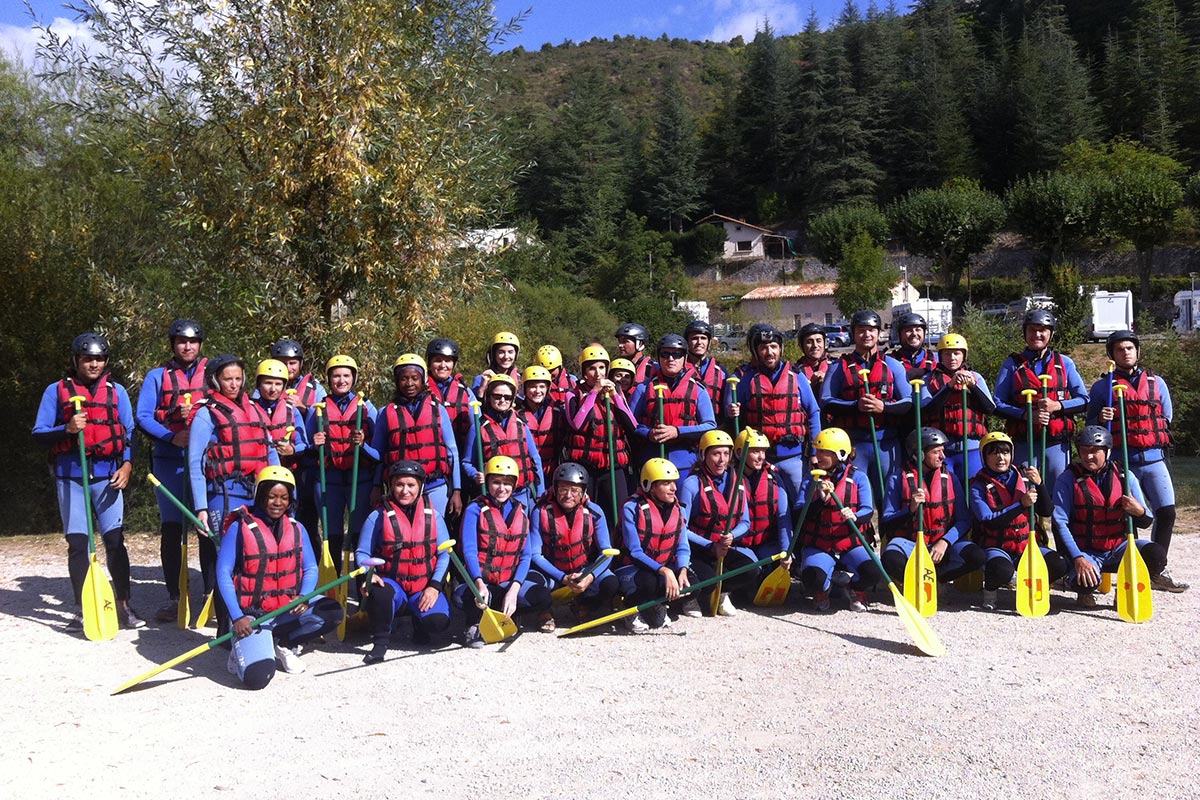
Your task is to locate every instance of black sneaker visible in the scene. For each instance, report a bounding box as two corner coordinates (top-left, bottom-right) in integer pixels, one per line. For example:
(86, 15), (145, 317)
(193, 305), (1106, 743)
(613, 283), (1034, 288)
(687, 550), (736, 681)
(155, 601), (178, 623)
(65, 612), (83, 631)
(118, 604), (147, 629)
(363, 644), (387, 665)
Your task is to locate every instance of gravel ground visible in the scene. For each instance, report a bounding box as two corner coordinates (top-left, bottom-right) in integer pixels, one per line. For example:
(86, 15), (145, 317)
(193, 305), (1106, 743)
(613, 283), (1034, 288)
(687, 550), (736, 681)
(1, 526), (1197, 800)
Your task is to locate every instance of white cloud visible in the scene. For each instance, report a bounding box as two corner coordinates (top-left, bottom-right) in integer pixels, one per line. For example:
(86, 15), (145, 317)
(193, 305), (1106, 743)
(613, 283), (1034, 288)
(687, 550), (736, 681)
(704, 1), (804, 43)
(0, 16), (100, 71)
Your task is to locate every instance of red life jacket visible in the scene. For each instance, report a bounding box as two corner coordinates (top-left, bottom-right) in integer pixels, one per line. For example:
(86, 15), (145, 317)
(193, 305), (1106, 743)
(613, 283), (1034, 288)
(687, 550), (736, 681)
(686, 358), (726, 409)
(321, 395), (366, 470)
(287, 373), (318, 408)
(829, 354), (896, 433)
(1111, 371), (1171, 451)
(52, 376), (126, 459)
(478, 411), (540, 490)
(427, 374), (473, 441)
(474, 497), (529, 585)
(800, 465), (861, 554)
(793, 357), (829, 397)
(1068, 463), (1127, 553)
(522, 403), (566, 483)
(624, 491), (684, 568)
(898, 465), (956, 544)
(687, 471), (746, 542)
(262, 399), (300, 471)
(563, 390), (630, 469)
(898, 349), (935, 381)
(971, 471), (1031, 555)
(631, 353), (654, 383)
(204, 393), (272, 481)
(536, 500), (596, 573)
(743, 464), (780, 547)
(925, 367), (988, 440)
(378, 497), (439, 593)
(227, 506), (302, 613)
(745, 367), (808, 443)
(643, 375), (703, 430)
(548, 370), (577, 409)
(1004, 351), (1076, 442)
(381, 395), (452, 481)
(154, 357), (208, 434)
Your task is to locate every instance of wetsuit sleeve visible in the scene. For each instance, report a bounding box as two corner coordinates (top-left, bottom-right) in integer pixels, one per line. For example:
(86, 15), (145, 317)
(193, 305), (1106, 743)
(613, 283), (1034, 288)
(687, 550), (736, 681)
(609, 387), (638, 433)
(116, 384), (136, 464)
(136, 368), (174, 443)
(361, 401), (381, 462)
(969, 478), (1024, 527)
(630, 383), (650, 436)
(675, 515), (692, 570)
(591, 502), (614, 573)
(568, 389), (597, 430)
(1051, 471), (1082, 560)
(820, 361), (854, 412)
(677, 388), (716, 438)
(217, 522), (243, 618)
(438, 406), (460, 492)
(296, 523), (318, 595)
(460, 502), (483, 581)
(462, 413), (481, 484)
(1085, 378), (1108, 427)
(1158, 376), (1173, 424)
(289, 407), (309, 456)
(971, 372), (997, 415)
(798, 377), (821, 439)
(355, 510), (383, 565)
(31, 383), (69, 447)
(729, 484), (752, 544)
(993, 357), (1023, 421)
(852, 470), (875, 524)
(371, 406), (389, 485)
(528, 507), (563, 582)
(513, 505), (534, 584)
(1061, 357), (1089, 415)
(431, 512), (450, 590)
(188, 408), (214, 512)
(774, 477), (792, 553)
(881, 468), (908, 526)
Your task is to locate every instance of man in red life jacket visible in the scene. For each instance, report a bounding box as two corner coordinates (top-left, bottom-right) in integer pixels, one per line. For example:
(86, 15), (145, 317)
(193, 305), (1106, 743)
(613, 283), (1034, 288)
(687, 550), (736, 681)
(615, 322), (655, 383)
(683, 319), (726, 418)
(892, 312), (935, 381)
(631, 333), (717, 474)
(792, 323), (831, 403)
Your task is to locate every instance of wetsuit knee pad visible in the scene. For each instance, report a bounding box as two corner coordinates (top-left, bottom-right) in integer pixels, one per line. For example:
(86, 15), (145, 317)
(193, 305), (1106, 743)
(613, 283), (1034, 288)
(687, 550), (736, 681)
(66, 533), (89, 559)
(1141, 542), (1168, 576)
(881, 550), (906, 581)
(161, 521), (183, 539)
(241, 660), (276, 690)
(1043, 551), (1068, 582)
(984, 556), (1015, 587)
(419, 612), (452, 632)
(853, 560), (881, 588)
(101, 526), (126, 551)
(799, 566), (826, 593)
(961, 542), (986, 570)
(524, 584), (552, 611)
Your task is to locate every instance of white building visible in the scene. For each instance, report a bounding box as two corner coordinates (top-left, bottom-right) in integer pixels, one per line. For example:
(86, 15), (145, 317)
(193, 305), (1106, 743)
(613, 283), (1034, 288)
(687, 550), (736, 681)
(696, 213), (789, 260)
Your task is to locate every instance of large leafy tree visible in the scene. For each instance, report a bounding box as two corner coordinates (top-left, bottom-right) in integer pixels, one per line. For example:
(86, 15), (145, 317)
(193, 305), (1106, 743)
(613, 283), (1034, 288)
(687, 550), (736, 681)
(639, 71), (706, 232)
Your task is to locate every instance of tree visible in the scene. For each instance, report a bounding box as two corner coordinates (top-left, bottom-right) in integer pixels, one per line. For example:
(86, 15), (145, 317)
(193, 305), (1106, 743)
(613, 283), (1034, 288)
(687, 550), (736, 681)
(834, 230), (899, 319)
(733, 24), (793, 207)
(808, 204), (890, 265)
(1004, 171), (1106, 267)
(640, 72), (706, 232)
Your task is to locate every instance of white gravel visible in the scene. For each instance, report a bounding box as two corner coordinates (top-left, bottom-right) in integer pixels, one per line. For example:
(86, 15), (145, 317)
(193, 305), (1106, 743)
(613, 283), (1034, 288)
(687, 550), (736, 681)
(1, 529), (1197, 799)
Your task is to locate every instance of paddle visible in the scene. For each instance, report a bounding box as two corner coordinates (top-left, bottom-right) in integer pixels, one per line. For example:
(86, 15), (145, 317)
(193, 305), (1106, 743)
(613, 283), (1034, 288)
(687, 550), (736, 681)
(653, 383), (666, 459)
(112, 567), (366, 695)
(1101, 361), (1116, 593)
(550, 548), (622, 605)
(954, 384), (983, 594)
(1038, 373), (1052, 471)
(822, 484), (945, 657)
(1015, 523), (1050, 618)
(754, 467), (821, 607)
(727, 376), (740, 436)
(176, 392), (194, 630)
(710, 430), (752, 615)
(314, 403), (337, 592)
(70, 396), (118, 641)
(337, 402), (365, 642)
(149, 473), (224, 628)
(856, 368), (887, 508)
(469, 399), (485, 473)
(1021, 389), (1038, 468)
(443, 539), (518, 644)
(903, 379), (937, 618)
(558, 550), (786, 637)
(1113, 384), (1153, 623)
(604, 394), (619, 526)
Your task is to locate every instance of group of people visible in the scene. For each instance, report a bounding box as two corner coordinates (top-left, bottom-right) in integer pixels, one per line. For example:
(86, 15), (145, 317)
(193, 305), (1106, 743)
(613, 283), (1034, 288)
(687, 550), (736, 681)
(34, 309), (1188, 689)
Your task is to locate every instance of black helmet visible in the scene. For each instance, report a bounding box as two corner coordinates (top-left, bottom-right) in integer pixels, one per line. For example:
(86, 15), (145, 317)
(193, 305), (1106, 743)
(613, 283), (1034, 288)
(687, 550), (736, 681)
(168, 318), (204, 341)
(897, 312), (927, 331)
(749, 326), (784, 349)
(850, 310), (882, 330)
(206, 354), (245, 389)
(387, 459), (427, 483)
(745, 323), (772, 348)
(615, 322), (649, 343)
(1023, 309), (1057, 331)
(1105, 329), (1139, 357)
(906, 426), (950, 458)
(270, 338), (303, 360)
(684, 319), (713, 338)
(798, 323), (825, 339)
(425, 337), (460, 362)
(1076, 425), (1112, 450)
(71, 332), (109, 358)
(552, 462), (589, 486)
(657, 333), (687, 353)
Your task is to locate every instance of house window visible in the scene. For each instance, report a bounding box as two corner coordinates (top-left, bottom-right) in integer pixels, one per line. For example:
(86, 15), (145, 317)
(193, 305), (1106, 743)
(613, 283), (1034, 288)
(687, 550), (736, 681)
(825, 313), (833, 325)
(736, 240), (753, 252)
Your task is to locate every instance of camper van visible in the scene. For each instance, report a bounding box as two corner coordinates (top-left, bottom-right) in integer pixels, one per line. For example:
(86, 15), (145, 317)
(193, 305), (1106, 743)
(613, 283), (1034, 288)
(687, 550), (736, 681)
(890, 300), (953, 346)
(1174, 290), (1200, 333)
(1084, 289), (1134, 341)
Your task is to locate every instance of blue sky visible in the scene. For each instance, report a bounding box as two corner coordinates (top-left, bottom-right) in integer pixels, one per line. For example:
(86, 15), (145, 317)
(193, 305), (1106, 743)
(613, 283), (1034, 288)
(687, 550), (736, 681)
(3, 1), (852, 65)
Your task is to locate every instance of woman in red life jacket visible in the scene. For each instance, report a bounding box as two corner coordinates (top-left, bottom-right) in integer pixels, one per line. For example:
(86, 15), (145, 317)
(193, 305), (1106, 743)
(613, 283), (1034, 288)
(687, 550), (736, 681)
(33, 332), (143, 630)
(471, 331), (523, 396)
(456, 456), (552, 648)
(217, 466), (342, 689)
(920, 334), (995, 488)
(463, 374), (544, 512)
(308, 355), (378, 568)
(269, 339), (326, 541)
(355, 460), (451, 663)
(520, 365), (567, 488)
(425, 337), (477, 453)
(968, 432), (1067, 611)
(253, 359), (308, 476)
(535, 345), (578, 409)
(608, 358), (637, 402)
(734, 428), (792, 570)
(795, 428), (880, 612)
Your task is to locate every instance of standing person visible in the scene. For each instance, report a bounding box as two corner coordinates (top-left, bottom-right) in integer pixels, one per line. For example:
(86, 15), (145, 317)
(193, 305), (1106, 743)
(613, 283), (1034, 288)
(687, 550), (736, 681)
(425, 337), (477, 453)
(253, 359), (309, 478)
(631, 333), (716, 474)
(922, 334), (995, 487)
(727, 323), (774, 386)
(969, 432), (1067, 611)
(269, 338), (325, 549)
(218, 466), (342, 688)
(308, 355), (378, 568)
(372, 354), (462, 521)
(136, 318), (207, 623)
(564, 345), (637, 532)
(735, 429), (792, 575)
(535, 345), (577, 409)
(794, 428), (880, 612)
(457, 456), (552, 648)
(528, 462), (619, 630)
(683, 319), (726, 415)
(1087, 330), (1187, 592)
(892, 312), (935, 381)
(520, 365), (567, 487)
(609, 358), (638, 402)
(792, 323), (831, 403)
(881, 427), (985, 586)
(616, 458), (694, 632)
(615, 322), (655, 383)
(355, 460), (451, 662)
(33, 333), (143, 630)
(463, 374), (544, 511)
(471, 331), (523, 395)
(820, 310), (913, 506)
(726, 326), (822, 506)
(994, 309), (1088, 494)
(1051, 426), (1169, 608)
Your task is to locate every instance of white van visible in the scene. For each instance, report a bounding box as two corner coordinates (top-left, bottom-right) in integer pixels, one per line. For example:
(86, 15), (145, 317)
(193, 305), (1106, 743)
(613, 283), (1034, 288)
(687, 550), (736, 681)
(1174, 290), (1200, 333)
(1085, 289), (1134, 341)
(891, 300), (953, 346)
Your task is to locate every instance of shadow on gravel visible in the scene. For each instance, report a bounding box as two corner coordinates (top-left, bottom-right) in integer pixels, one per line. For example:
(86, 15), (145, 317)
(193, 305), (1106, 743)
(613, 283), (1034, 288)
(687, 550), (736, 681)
(2, 574), (81, 633)
(763, 613), (918, 656)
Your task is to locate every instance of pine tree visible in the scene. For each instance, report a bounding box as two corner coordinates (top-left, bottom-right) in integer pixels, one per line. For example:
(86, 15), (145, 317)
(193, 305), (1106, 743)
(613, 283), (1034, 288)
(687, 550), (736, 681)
(639, 71), (706, 232)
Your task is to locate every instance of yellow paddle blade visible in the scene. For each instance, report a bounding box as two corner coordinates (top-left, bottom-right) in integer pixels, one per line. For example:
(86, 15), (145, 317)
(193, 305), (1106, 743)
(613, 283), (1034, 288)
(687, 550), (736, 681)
(198, 591), (216, 628)
(753, 564), (791, 607)
(1016, 535), (1050, 618)
(954, 570), (982, 593)
(83, 554), (118, 641)
(112, 641), (212, 695)
(1116, 537), (1154, 624)
(177, 541), (191, 629)
(319, 542), (338, 596)
(709, 556), (725, 616)
(557, 604), (642, 637)
(886, 581), (945, 657)
(903, 538), (938, 618)
(1099, 572), (1113, 593)
(550, 586), (576, 605)
(335, 552), (350, 641)
(480, 608), (518, 643)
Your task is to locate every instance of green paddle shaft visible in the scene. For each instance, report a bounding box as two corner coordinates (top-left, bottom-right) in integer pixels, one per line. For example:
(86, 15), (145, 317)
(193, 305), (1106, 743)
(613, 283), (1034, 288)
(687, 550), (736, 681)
(349, 401), (364, 514)
(316, 403), (330, 542)
(69, 398), (96, 549)
(785, 472), (824, 560)
(604, 394), (619, 526)
(654, 384), (666, 459)
(640, 551), (782, 615)
(911, 379), (926, 538)
(577, 549), (620, 582)
(445, 543), (489, 606)
(470, 400), (485, 473)
(961, 386), (970, 486)
(857, 369), (887, 504)
(1114, 385), (1135, 536)
(1038, 375), (1051, 471)
(148, 474), (218, 541)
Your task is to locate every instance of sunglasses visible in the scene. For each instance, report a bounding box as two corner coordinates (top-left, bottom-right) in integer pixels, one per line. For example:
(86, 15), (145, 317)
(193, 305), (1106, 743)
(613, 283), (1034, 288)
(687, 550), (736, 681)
(491, 393), (514, 402)
(659, 350), (686, 360)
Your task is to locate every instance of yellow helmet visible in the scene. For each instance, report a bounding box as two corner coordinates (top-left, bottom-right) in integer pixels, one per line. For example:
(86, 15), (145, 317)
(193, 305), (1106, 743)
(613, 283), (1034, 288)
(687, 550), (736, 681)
(255, 359), (289, 381)
(980, 430), (1014, 453)
(639, 457), (680, 492)
(255, 464), (296, 492)
(485, 455), (520, 478)
(522, 365), (553, 384)
(393, 353), (427, 374)
(483, 373), (518, 397)
(536, 345), (563, 370)
(734, 428), (770, 455)
(813, 427), (853, 461)
(937, 333), (969, 352)
(492, 331), (521, 349)
(698, 430), (735, 453)
(579, 345), (610, 368)
(609, 357), (635, 375)
(325, 354), (358, 375)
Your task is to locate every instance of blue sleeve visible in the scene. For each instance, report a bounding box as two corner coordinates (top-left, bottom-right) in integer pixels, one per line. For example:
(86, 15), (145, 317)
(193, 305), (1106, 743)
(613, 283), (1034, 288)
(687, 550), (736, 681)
(432, 512), (451, 586)
(523, 424), (544, 497)
(591, 502), (614, 572)
(881, 468), (907, 526)
(1086, 378), (1109, 427)
(115, 385), (136, 464)
(774, 477), (792, 553)
(1060, 357), (1089, 414)
(528, 507), (562, 582)
(969, 479), (1024, 527)
(289, 407), (309, 456)
(188, 409), (215, 512)
(439, 406), (460, 492)
(217, 523), (243, 617)
(993, 357), (1024, 421)
(675, 523), (691, 570)
(311, 380), (327, 405)
(621, 500), (669, 572)
(797, 377), (821, 439)
(297, 522), (318, 594)
(852, 470), (874, 523)
(883, 359), (913, 415)
(971, 373), (997, 415)
(361, 401), (381, 462)
(820, 362), (854, 411)
(678, 475), (709, 550)
(355, 510), (384, 564)
(728, 482), (753, 545)
(676, 386), (716, 439)
(31, 383), (69, 447)
(630, 382), (650, 435)
(304, 406), (320, 447)
(460, 502), (483, 580)
(135, 369), (174, 443)
(514, 505), (534, 584)
(1158, 377), (1173, 424)
(371, 406), (390, 484)
(462, 414), (481, 484)
(1052, 472), (1082, 560)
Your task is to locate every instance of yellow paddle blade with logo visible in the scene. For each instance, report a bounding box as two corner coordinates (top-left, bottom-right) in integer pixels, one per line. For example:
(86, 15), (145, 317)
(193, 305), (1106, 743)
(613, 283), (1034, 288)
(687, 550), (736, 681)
(480, 608), (518, 644)
(753, 564), (791, 607)
(1016, 531), (1050, 618)
(904, 537), (938, 618)
(83, 553), (118, 641)
(1116, 534), (1153, 624)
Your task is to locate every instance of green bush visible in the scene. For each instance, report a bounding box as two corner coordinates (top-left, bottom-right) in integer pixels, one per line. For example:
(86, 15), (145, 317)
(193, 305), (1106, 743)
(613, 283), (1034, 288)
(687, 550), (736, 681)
(808, 204), (889, 265)
(668, 224), (726, 265)
(1048, 263), (1089, 352)
(953, 304), (1018, 396)
(1139, 327), (1200, 456)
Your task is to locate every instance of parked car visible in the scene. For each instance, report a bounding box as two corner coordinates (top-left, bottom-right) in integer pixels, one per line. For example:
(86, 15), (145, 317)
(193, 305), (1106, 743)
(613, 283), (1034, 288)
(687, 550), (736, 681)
(716, 330), (746, 352)
(821, 324), (850, 347)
